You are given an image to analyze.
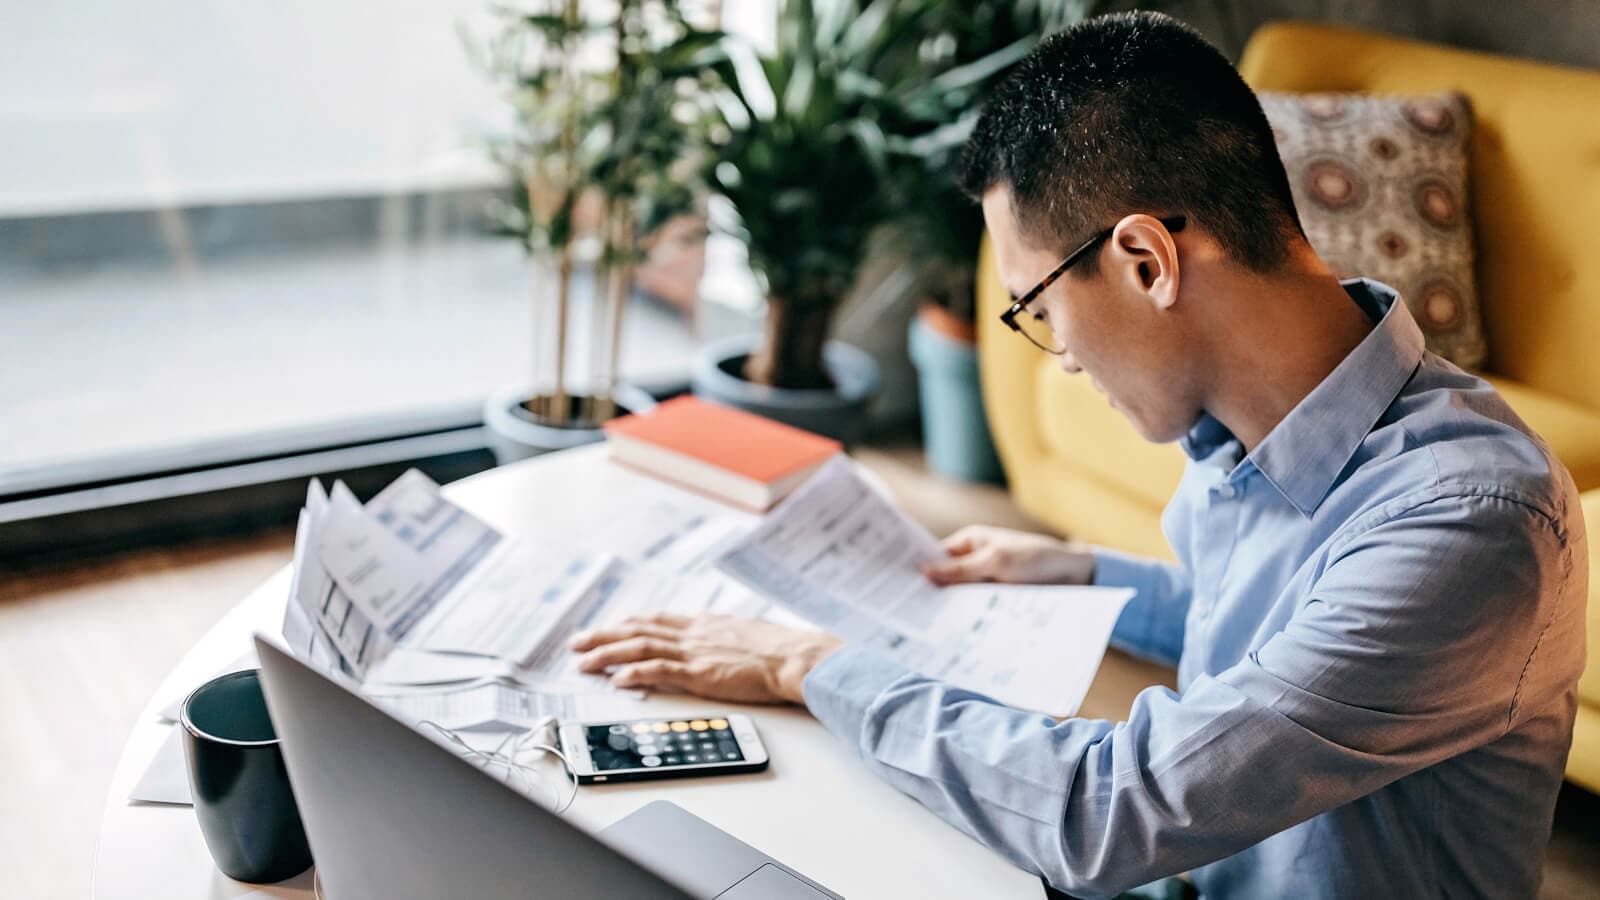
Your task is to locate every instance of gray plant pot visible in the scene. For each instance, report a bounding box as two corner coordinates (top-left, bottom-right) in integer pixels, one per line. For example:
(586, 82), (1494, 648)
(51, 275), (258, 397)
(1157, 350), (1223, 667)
(691, 335), (881, 445)
(482, 387), (610, 465)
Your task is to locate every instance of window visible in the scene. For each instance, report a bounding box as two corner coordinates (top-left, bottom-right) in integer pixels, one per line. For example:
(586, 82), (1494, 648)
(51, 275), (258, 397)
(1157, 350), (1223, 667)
(0, 1), (768, 558)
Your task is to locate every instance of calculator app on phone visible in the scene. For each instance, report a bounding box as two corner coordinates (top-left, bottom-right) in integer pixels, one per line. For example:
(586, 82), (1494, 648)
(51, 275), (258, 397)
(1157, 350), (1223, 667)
(559, 715), (770, 784)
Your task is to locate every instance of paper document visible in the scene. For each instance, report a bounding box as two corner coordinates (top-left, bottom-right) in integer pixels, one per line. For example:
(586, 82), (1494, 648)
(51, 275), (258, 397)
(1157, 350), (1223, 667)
(406, 551), (611, 666)
(367, 680), (577, 731)
(367, 677), (647, 730)
(365, 647), (518, 687)
(319, 471), (502, 641)
(284, 471), (606, 684)
(282, 481), (389, 677)
(579, 501), (810, 627)
(128, 726), (192, 806)
(599, 503), (752, 574)
(273, 467), (812, 724)
(716, 457), (1132, 716)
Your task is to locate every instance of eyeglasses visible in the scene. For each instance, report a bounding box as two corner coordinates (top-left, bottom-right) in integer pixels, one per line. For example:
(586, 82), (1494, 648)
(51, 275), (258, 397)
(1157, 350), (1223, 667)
(1000, 215), (1187, 354)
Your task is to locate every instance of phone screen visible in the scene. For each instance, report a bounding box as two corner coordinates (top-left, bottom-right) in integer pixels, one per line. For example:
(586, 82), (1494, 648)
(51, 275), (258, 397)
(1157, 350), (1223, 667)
(585, 717), (747, 771)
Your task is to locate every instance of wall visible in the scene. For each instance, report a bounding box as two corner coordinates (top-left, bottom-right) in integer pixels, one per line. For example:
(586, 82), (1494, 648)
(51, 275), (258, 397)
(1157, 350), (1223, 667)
(1149, 0), (1600, 69)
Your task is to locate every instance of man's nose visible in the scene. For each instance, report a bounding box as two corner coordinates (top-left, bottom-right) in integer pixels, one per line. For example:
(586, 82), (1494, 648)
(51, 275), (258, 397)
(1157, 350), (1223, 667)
(1059, 351), (1083, 375)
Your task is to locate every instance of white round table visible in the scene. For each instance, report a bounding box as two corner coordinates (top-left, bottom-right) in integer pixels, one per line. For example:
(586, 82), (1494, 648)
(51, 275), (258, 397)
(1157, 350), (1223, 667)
(93, 445), (1105, 899)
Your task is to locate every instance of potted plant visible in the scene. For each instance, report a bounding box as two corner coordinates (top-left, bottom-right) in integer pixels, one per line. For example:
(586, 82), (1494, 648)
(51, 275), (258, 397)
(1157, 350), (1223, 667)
(689, 0), (929, 444)
(885, 0), (1112, 480)
(691, 0), (1080, 447)
(471, 0), (725, 462)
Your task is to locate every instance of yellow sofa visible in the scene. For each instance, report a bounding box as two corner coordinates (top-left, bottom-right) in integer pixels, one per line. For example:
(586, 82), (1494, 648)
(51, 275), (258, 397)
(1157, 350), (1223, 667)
(976, 22), (1600, 791)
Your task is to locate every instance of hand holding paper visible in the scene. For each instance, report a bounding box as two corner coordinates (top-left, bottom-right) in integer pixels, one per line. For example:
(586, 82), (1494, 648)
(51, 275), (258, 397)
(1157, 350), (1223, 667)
(923, 524), (1098, 587)
(714, 457), (1132, 716)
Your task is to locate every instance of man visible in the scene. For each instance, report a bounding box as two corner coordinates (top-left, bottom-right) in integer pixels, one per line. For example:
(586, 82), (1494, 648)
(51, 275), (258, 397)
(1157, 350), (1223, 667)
(570, 12), (1588, 898)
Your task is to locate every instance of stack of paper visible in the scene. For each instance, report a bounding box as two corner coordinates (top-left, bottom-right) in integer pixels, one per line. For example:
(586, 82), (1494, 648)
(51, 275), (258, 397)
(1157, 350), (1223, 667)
(278, 470), (792, 698)
(278, 471), (602, 690)
(280, 463), (1131, 718)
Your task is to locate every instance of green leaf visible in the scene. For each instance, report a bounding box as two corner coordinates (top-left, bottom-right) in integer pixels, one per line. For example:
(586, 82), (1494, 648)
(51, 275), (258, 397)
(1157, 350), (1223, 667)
(812, 0), (855, 51)
(920, 36), (1033, 96)
(896, 113), (977, 159)
(845, 117), (890, 178)
(656, 30), (728, 70)
(838, 0), (898, 63)
(781, 54), (815, 122)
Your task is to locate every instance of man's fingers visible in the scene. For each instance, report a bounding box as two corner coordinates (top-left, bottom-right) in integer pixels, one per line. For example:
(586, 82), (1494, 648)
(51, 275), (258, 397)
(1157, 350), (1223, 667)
(611, 659), (692, 691)
(569, 622), (681, 651)
(575, 636), (684, 673)
(923, 552), (995, 586)
(928, 528), (991, 582)
(626, 611), (693, 629)
(940, 527), (984, 557)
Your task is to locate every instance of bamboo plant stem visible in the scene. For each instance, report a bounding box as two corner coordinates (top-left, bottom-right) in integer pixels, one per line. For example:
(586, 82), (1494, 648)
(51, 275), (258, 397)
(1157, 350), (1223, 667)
(548, 0), (581, 424)
(526, 180), (548, 421)
(591, 207), (634, 423)
(601, 204), (634, 422)
(585, 216), (608, 427)
(594, 0), (636, 423)
(553, 244), (573, 421)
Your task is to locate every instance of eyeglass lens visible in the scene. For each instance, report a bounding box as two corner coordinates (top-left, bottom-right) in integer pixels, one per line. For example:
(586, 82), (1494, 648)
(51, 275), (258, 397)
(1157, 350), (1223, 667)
(1013, 307), (1061, 353)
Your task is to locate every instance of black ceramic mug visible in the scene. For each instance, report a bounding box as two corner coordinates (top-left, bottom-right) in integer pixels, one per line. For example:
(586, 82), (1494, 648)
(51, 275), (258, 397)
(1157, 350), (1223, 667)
(179, 668), (314, 883)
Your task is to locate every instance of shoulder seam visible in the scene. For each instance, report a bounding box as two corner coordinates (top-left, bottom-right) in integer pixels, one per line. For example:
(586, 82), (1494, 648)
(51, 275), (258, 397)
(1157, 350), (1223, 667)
(1325, 485), (1566, 560)
(1507, 618), (1550, 730)
(1507, 535), (1574, 730)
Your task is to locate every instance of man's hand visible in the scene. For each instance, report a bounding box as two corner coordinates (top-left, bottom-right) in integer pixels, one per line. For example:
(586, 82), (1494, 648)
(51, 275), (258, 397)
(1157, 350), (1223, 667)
(922, 525), (1096, 586)
(569, 612), (844, 705)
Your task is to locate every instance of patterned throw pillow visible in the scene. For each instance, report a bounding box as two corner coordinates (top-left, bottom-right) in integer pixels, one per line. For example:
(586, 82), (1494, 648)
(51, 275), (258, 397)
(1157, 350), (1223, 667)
(1258, 91), (1485, 369)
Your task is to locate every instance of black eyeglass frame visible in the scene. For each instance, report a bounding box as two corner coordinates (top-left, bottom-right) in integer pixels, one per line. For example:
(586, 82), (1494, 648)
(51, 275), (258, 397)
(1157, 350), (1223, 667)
(999, 215), (1187, 354)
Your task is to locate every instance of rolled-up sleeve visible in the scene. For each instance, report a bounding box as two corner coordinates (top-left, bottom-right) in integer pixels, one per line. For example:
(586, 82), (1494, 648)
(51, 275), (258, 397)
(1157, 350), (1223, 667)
(1094, 548), (1191, 667)
(802, 494), (1567, 898)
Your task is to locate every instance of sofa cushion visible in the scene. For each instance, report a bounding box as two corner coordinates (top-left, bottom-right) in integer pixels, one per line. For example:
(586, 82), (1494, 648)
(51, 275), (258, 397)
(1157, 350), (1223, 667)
(1485, 377), (1600, 493)
(1034, 366), (1187, 512)
(1260, 90), (1486, 369)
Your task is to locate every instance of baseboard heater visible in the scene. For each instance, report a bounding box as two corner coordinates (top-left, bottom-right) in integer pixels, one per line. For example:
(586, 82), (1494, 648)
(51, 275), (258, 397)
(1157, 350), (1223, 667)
(0, 414), (495, 571)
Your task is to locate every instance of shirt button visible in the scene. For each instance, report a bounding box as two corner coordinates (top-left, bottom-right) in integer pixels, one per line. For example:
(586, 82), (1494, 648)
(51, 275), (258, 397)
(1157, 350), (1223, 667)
(1215, 483), (1238, 499)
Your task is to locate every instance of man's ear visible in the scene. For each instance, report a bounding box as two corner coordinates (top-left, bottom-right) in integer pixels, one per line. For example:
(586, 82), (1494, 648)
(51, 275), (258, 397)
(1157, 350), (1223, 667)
(1107, 214), (1181, 311)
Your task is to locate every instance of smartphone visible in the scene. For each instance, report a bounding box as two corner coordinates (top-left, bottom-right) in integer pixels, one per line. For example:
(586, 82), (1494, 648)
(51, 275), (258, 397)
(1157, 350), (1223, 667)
(558, 714), (770, 784)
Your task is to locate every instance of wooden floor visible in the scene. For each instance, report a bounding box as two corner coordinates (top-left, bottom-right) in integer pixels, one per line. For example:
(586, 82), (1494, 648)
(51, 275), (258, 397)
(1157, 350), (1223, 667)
(0, 529), (295, 900)
(2, 447), (1597, 898)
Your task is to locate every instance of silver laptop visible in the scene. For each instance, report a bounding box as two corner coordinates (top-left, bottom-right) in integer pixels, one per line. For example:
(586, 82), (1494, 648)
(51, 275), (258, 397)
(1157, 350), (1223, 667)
(254, 636), (841, 899)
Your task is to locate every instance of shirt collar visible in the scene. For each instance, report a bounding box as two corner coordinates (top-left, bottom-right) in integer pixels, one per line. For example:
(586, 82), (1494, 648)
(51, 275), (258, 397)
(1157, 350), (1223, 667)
(1181, 278), (1426, 517)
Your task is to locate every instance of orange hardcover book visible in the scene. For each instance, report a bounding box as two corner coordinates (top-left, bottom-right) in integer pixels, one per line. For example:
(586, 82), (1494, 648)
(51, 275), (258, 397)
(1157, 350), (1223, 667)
(603, 396), (842, 511)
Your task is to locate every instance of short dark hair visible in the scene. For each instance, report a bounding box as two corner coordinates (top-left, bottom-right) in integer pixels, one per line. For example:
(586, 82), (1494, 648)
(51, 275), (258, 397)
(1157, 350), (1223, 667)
(959, 11), (1303, 274)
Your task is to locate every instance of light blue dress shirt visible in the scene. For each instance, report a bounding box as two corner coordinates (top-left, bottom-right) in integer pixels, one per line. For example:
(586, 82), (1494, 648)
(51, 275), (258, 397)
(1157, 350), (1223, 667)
(803, 280), (1588, 898)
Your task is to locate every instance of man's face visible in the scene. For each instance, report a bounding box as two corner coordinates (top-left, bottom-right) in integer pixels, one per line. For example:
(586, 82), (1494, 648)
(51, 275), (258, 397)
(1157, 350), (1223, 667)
(981, 186), (1200, 444)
